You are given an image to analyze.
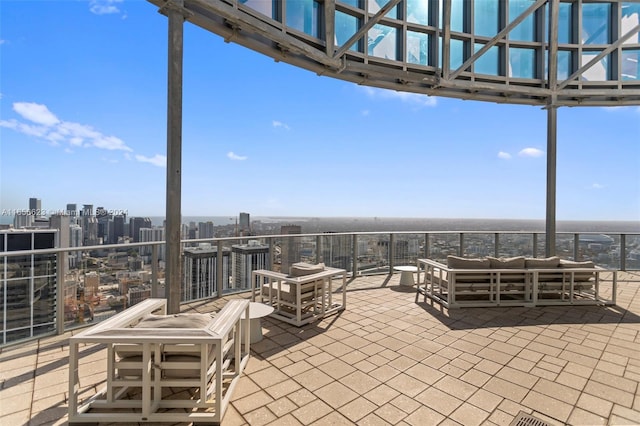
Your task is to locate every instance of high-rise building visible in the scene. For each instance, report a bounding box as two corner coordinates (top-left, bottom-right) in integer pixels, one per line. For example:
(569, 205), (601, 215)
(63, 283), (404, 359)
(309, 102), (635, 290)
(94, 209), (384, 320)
(111, 214), (127, 243)
(182, 244), (231, 301)
(80, 205), (99, 246)
(139, 227), (166, 261)
(239, 212), (250, 235)
(0, 229), (58, 345)
(129, 217), (152, 243)
(280, 225), (301, 274)
(231, 240), (269, 290)
(198, 221), (215, 239)
(29, 197), (42, 216)
(49, 214), (70, 275)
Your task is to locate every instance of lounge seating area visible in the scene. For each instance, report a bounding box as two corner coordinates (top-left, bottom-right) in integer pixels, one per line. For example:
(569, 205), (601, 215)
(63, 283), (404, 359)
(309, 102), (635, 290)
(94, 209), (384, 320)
(68, 298), (250, 424)
(251, 262), (347, 326)
(417, 256), (617, 309)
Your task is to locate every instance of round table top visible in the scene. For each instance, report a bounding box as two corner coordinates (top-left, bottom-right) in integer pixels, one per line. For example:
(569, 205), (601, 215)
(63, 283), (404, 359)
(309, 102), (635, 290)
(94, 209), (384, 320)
(241, 302), (275, 319)
(393, 266), (418, 272)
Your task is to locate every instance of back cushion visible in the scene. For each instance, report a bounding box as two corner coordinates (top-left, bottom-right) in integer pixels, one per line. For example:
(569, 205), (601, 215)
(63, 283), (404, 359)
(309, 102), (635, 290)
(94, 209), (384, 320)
(290, 262), (325, 277)
(447, 255), (490, 269)
(525, 256), (561, 269)
(488, 256), (526, 269)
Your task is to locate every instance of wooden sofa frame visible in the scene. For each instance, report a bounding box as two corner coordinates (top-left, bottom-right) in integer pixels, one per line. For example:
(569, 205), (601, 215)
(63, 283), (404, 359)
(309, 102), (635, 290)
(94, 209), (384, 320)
(251, 267), (346, 326)
(68, 298), (250, 424)
(416, 258), (617, 309)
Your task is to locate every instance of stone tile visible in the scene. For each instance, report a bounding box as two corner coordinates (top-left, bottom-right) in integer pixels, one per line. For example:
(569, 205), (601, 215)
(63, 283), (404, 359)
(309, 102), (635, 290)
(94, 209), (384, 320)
(467, 388), (503, 413)
(338, 396), (378, 422)
(532, 378), (581, 405)
(314, 381), (359, 409)
(416, 386), (463, 416)
(449, 401), (490, 426)
(385, 372), (429, 398)
(522, 391), (574, 423)
(434, 375), (478, 400)
(264, 378), (303, 400)
(567, 408), (607, 426)
(291, 399), (333, 424)
(483, 377), (529, 403)
(403, 405), (446, 426)
(233, 390), (275, 415)
(268, 397), (299, 417)
(374, 402), (409, 424)
(245, 406), (278, 425)
(583, 380), (635, 408)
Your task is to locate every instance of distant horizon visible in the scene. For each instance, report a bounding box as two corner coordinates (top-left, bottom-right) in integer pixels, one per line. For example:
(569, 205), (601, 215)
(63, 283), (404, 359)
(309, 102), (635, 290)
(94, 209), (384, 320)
(2, 214), (638, 233)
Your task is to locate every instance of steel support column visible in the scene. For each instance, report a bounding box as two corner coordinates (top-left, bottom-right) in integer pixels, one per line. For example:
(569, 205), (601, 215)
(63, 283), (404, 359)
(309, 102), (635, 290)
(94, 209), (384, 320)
(163, 0), (187, 314)
(546, 107), (557, 257)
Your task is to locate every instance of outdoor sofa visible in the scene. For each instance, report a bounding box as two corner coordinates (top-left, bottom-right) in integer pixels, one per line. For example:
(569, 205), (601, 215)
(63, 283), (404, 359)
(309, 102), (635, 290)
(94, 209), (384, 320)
(68, 298), (250, 424)
(416, 255), (617, 309)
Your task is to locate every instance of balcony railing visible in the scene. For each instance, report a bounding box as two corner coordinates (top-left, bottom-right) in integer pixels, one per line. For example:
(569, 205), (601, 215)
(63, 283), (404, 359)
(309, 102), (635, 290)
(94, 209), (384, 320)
(1, 230), (638, 346)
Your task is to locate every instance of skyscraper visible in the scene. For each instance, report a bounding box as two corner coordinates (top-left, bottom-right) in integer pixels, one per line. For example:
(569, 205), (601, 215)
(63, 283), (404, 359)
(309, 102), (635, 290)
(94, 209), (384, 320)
(0, 229), (58, 345)
(231, 240), (269, 290)
(239, 212), (250, 235)
(129, 217), (152, 243)
(280, 225), (301, 274)
(182, 244), (231, 301)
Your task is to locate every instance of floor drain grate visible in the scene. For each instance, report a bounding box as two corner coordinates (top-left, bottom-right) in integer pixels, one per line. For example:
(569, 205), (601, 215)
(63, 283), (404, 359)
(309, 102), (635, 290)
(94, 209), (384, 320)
(509, 411), (553, 426)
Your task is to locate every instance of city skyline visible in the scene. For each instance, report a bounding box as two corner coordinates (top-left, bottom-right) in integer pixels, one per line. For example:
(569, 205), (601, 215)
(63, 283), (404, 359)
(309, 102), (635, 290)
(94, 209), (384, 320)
(1, 0), (640, 221)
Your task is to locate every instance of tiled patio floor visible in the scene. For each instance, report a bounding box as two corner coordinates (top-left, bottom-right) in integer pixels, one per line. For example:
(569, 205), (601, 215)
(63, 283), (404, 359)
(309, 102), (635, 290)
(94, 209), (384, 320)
(1, 272), (639, 425)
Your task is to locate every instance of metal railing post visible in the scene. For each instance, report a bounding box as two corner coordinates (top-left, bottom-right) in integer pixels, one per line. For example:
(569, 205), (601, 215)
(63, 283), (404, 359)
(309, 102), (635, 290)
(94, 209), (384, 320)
(494, 233), (500, 257)
(352, 234), (358, 276)
(620, 234), (626, 271)
(459, 233), (464, 256)
(56, 251), (65, 335)
(574, 234), (580, 261)
(151, 244), (159, 298)
(389, 233), (395, 270)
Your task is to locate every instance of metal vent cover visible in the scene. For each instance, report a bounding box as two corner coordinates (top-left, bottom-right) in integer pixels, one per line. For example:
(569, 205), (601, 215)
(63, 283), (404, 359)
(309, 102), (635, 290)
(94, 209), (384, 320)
(509, 411), (553, 426)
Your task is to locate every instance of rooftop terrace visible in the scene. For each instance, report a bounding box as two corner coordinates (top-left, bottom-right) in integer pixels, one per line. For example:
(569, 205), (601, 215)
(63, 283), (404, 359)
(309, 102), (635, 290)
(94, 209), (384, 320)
(2, 271), (639, 426)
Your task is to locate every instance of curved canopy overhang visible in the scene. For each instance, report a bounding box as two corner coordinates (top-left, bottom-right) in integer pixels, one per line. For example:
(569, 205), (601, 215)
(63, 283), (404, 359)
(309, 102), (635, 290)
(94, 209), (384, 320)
(148, 0), (640, 107)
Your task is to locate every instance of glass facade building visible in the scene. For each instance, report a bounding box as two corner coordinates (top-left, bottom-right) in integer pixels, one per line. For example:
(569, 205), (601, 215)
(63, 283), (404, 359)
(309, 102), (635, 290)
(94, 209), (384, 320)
(0, 230), (57, 345)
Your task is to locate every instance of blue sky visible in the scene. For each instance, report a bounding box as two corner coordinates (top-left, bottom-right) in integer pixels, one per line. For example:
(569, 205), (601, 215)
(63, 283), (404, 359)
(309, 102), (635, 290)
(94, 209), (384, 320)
(1, 0), (639, 222)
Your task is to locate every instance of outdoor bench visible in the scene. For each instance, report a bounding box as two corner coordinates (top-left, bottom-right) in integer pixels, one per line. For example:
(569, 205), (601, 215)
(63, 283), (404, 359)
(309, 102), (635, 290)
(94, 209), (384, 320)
(416, 256), (617, 309)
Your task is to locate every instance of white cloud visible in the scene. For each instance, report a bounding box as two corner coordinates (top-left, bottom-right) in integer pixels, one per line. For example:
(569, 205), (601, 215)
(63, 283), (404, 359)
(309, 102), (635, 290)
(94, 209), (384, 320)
(497, 151), (512, 160)
(0, 39), (5, 45)
(135, 154), (166, 167)
(591, 183), (605, 189)
(361, 110), (370, 116)
(227, 151), (248, 161)
(272, 120), (290, 130)
(360, 86), (438, 107)
(518, 147), (544, 158)
(89, 0), (123, 15)
(1, 101), (133, 153)
(13, 102), (60, 126)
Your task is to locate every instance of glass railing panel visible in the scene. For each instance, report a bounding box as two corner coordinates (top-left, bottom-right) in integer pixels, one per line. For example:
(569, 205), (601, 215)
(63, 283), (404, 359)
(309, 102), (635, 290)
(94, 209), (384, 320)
(576, 233), (620, 269)
(555, 233), (575, 260)
(428, 233), (460, 263)
(497, 233), (534, 258)
(394, 233), (424, 266)
(356, 234), (390, 275)
(319, 234), (353, 272)
(625, 234), (640, 270)
(461, 233), (495, 258)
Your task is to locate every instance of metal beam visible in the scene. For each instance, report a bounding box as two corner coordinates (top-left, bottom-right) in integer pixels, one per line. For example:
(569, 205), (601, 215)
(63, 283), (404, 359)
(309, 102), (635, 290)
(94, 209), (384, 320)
(325, 0), (335, 57)
(448, 0), (546, 81)
(557, 23), (640, 90)
(441, 0), (452, 80)
(333, 0), (403, 59)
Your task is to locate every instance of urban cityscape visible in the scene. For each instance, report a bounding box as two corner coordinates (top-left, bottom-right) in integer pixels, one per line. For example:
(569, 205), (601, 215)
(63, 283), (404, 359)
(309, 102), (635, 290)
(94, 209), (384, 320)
(1, 196), (639, 346)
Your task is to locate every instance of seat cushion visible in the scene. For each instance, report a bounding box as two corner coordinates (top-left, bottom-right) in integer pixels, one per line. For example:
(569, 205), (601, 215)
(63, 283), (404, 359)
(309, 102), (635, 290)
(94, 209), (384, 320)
(524, 256), (561, 268)
(559, 260), (596, 281)
(135, 313), (213, 329)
